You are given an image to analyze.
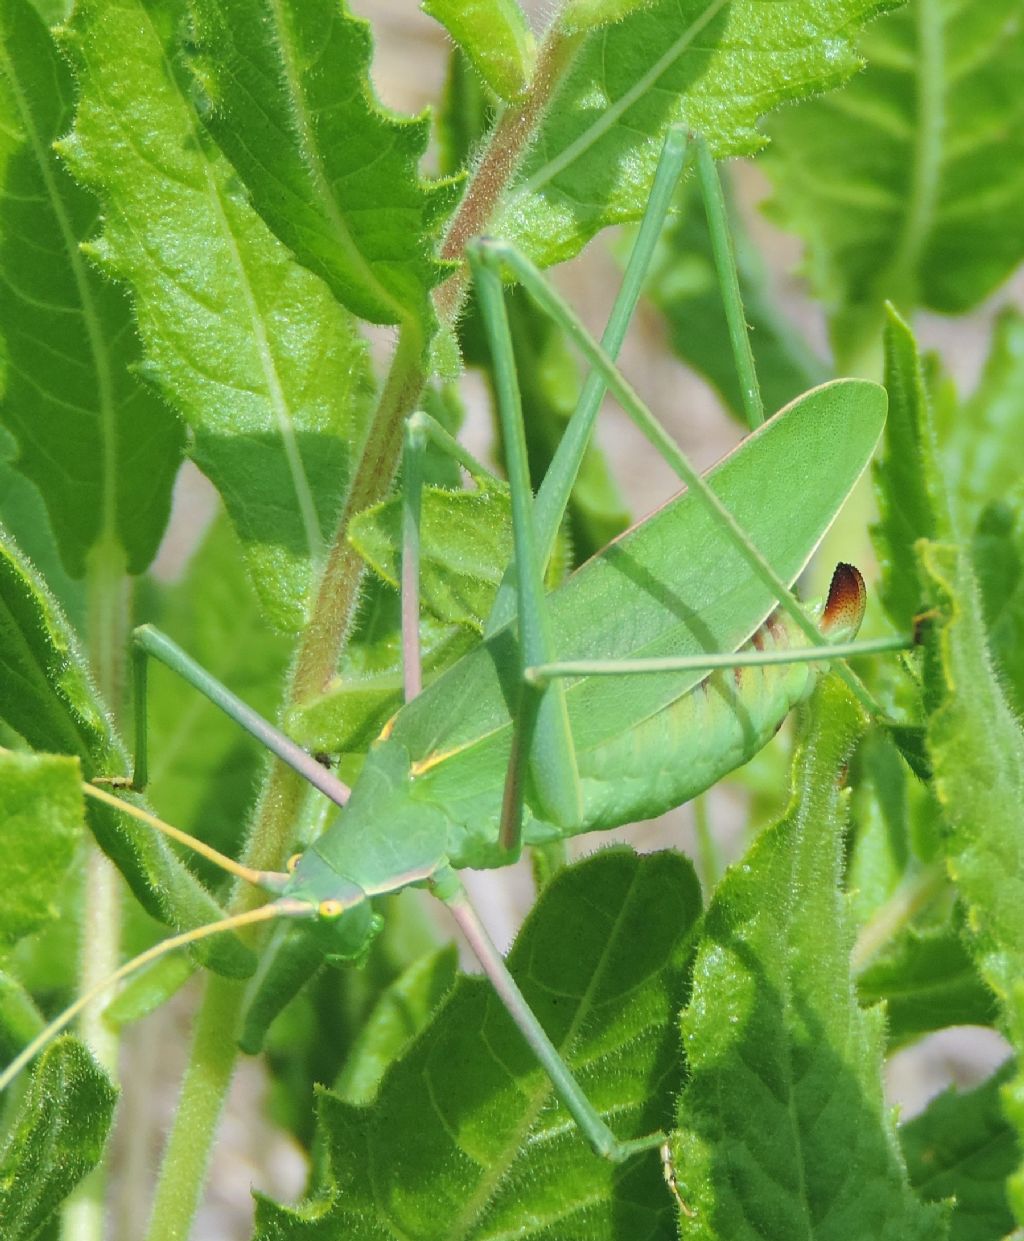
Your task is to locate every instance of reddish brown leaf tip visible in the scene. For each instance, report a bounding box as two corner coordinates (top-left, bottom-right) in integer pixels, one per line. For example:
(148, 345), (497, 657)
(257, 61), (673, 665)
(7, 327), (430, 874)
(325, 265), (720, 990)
(821, 563), (866, 637)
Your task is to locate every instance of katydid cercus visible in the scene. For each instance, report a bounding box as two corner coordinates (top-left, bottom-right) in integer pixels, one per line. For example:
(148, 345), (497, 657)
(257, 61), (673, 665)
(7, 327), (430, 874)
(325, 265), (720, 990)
(0, 130), (900, 1168)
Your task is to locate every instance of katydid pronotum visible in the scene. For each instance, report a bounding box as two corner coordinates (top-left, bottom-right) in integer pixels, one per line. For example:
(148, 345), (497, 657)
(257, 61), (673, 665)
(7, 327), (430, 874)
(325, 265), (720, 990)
(0, 130), (904, 1173)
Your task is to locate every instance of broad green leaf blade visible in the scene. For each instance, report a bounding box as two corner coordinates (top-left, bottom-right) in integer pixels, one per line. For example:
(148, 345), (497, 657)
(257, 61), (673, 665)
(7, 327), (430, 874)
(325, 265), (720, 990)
(0, 528), (251, 975)
(334, 944), (458, 1106)
(972, 488), (1024, 719)
(61, 0), (375, 631)
(872, 307), (941, 631)
(763, 1), (1024, 362)
(0, 751), (82, 944)
(496, 0), (898, 266)
(944, 309), (1024, 523)
(190, 0), (457, 332)
(645, 173), (827, 423)
(0, 1038), (116, 1240)
(349, 483), (512, 631)
(423, 0), (534, 102)
(256, 850), (701, 1239)
(903, 1062), (1018, 1241)
(0, 0), (182, 578)
(857, 925), (997, 1047)
(672, 679), (946, 1239)
(138, 515), (291, 874)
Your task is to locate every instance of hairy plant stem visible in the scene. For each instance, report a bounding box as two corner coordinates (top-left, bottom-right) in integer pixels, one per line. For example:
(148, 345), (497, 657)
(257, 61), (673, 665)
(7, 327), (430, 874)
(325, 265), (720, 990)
(145, 16), (585, 1233)
(64, 542), (129, 1241)
(435, 23), (583, 325)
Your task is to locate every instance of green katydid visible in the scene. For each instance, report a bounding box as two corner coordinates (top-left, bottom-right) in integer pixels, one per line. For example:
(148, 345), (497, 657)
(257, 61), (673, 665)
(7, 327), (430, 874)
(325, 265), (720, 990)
(0, 131), (900, 1169)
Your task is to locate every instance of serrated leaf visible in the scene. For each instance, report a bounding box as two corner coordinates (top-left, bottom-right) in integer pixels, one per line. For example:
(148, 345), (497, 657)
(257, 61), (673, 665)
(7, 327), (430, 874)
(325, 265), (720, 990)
(190, 0), (457, 333)
(0, 751), (82, 944)
(334, 944), (458, 1106)
(61, 0), (375, 631)
(903, 1062), (1018, 1241)
(0, 1037), (116, 1240)
(256, 850), (701, 1240)
(972, 488), (1024, 720)
(0, 0), (183, 577)
(945, 310), (1024, 524)
(423, 0), (534, 102)
(349, 483), (512, 631)
(763, 1), (1024, 362)
(0, 528), (251, 975)
(872, 306), (942, 631)
(496, 0), (898, 266)
(857, 924), (997, 1047)
(919, 539), (1024, 1030)
(672, 678), (945, 1239)
(645, 172), (826, 423)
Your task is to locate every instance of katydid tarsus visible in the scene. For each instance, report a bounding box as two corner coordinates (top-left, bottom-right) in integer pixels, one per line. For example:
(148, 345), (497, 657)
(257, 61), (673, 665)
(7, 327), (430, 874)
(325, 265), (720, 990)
(0, 131), (901, 1173)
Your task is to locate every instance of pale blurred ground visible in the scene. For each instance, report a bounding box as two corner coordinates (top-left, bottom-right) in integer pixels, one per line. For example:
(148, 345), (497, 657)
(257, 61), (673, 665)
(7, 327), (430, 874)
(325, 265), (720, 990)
(125, 4), (1022, 1237)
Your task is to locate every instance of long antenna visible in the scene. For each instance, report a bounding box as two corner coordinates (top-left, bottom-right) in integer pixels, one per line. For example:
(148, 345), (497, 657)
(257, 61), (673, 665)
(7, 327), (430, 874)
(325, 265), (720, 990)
(0, 899), (310, 1092)
(83, 781), (288, 893)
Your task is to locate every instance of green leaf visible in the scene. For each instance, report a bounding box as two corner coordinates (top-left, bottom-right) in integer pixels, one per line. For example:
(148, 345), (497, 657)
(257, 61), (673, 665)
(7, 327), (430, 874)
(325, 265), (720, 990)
(560, 0), (657, 34)
(61, 0), (375, 631)
(872, 306), (942, 631)
(0, 1038), (116, 1240)
(919, 539), (1024, 1029)
(0, 751), (82, 944)
(333, 944), (458, 1106)
(971, 488), (1024, 720)
(0, 970), (44, 1062)
(286, 620), (473, 756)
(645, 171), (827, 424)
(0, 432), (84, 631)
(672, 678), (946, 1239)
(0, 0), (183, 577)
(903, 1062), (1019, 1241)
(256, 850), (701, 1239)
(137, 515), (292, 873)
(423, 0), (534, 102)
(496, 0), (898, 266)
(763, 1), (1024, 362)
(350, 481), (512, 631)
(944, 310), (1024, 523)
(857, 924), (997, 1047)
(0, 528), (251, 975)
(190, 0), (456, 333)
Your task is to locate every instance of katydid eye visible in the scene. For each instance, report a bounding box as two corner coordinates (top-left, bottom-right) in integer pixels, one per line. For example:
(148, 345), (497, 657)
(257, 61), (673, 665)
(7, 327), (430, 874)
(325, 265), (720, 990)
(286, 853), (302, 873)
(318, 899), (344, 920)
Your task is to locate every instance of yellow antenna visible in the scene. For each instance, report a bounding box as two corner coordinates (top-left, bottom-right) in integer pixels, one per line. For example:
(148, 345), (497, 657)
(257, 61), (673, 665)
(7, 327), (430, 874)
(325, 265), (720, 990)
(0, 898), (311, 1092)
(83, 781), (288, 893)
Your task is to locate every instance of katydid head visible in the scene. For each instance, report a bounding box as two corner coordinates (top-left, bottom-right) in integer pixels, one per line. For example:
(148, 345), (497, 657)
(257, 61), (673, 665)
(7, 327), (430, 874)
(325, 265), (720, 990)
(283, 849), (382, 965)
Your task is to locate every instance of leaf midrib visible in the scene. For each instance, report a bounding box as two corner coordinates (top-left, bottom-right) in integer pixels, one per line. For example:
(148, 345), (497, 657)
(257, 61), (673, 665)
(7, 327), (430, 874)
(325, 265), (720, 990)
(439, 866), (645, 1241)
